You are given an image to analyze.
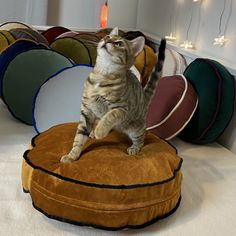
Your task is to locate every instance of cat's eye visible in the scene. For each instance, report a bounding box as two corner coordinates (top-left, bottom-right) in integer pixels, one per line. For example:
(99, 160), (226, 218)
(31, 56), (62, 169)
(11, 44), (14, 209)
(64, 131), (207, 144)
(114, 41), (124, 47)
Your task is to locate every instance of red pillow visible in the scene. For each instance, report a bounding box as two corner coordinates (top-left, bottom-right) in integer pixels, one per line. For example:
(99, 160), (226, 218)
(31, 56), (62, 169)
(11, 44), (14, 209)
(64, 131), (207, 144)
(146, 75), (198, 140)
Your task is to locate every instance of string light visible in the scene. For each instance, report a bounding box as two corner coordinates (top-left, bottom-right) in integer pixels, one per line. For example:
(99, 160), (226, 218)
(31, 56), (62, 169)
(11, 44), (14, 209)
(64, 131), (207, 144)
(180, 1), (195, 49)
(213, 0), (232, 47)
(165, 0), (177, 41)
(180, 40), (194, 49)
(165, 32), (176, 41)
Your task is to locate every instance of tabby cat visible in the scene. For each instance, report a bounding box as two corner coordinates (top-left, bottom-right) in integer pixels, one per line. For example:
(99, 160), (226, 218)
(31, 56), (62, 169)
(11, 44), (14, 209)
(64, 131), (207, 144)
(61, 27), (166, 163)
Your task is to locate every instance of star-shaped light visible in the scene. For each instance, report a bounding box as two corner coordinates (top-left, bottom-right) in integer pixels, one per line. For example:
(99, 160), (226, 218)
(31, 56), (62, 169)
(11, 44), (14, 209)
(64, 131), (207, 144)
(180, 40), (194, 49)
(214, 35), (228, 46)
(165, 32), (176, 41)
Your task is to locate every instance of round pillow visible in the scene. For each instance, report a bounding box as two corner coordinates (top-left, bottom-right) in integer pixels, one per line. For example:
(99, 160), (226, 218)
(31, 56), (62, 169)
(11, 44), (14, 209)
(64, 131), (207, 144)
(162, 49), (187, 77)
(0, 30), (15, 44)
(50, 37), (92, 65)
(0, 40), (47, 97)
(0, 21), (31, 31)
(33, 65), (93, 133)
(134, 45), (157, 87)
(42, 26), (70, 44)
(0, 31), (9, 53)
(179, 58), (235, 144)
(22, 122), (183, 230)
(147, 75), (198, 140)
(2, 48), (73, 124)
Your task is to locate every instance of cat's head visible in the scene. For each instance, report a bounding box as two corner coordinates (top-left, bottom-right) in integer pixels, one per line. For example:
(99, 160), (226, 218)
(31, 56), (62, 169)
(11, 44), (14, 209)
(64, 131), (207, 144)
(97, 27), (145, 70)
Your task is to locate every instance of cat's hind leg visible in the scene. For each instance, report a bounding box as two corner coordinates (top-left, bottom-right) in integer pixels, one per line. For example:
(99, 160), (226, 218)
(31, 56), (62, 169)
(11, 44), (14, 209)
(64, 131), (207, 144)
(127, 129), (145, 155)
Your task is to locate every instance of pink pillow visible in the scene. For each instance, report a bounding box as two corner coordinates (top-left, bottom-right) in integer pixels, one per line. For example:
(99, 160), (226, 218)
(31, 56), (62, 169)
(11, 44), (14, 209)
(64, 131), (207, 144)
(146, 75), (198, 140)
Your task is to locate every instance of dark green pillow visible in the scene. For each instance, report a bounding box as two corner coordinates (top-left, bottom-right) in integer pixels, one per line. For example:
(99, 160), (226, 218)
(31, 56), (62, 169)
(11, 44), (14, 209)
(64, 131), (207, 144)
(179, 58), (235, 144)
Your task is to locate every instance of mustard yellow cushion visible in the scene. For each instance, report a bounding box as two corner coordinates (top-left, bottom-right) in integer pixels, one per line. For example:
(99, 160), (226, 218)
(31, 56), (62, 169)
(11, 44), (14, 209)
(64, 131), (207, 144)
(22, 122), (182, 230)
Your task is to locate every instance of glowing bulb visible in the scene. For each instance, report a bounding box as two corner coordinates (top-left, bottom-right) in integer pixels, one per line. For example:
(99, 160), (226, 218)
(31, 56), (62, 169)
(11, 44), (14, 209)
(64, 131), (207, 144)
(180, 40), (194, 49)
(214, 35), (228, 46)
(165, 32), (176, 41)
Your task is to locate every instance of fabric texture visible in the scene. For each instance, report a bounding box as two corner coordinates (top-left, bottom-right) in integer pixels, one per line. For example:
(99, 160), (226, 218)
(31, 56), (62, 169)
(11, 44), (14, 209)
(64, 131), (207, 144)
(22, 122), (182, 230)
(134, 45), (157, 87)
(147, 75), (198, 140)
(180, 58), (235, 144)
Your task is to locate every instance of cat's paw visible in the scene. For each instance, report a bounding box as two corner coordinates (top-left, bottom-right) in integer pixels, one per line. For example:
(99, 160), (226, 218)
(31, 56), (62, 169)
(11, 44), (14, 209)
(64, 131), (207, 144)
(89, 130), (95, 139)
(127, 146), (141, 155)
(94, 124), (109, 139)
(60, 154), (76, 163)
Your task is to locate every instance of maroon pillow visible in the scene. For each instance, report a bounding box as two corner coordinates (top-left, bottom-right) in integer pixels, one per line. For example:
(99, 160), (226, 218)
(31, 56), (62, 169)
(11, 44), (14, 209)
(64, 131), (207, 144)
(146, 75), (198, 140)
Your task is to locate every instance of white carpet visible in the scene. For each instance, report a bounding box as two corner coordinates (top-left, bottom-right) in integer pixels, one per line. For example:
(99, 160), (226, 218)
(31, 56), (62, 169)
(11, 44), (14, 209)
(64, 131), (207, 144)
(1, 99), (236, 236)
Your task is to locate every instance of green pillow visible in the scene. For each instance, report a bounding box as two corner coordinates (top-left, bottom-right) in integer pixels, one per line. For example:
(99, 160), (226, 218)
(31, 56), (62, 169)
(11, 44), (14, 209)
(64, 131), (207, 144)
(179, 58), (235, 144)
(2, 48), (73, 125)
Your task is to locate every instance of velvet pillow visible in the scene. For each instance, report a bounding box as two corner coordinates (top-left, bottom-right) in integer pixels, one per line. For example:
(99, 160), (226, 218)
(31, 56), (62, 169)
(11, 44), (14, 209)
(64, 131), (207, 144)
(179, 58), (235, 144)
(147, 75), (198, 140)
(22, 122), (182, 230)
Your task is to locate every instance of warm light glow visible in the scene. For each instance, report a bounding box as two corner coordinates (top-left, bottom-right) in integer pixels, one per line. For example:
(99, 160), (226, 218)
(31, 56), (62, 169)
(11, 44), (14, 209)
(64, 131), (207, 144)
(180, 40), (194, 49)
(214, 35), (228, 46)
(100, 2), (108, 28)
(165, 32), (176, 41)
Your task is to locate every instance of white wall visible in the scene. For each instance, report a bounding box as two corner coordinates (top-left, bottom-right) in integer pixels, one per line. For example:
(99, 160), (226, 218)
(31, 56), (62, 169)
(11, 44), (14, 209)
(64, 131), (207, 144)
(47, 0), (106, 29)
(107, 0), (138, 29)
(136, 0), (236, 68)
(0, 0), (48, 25)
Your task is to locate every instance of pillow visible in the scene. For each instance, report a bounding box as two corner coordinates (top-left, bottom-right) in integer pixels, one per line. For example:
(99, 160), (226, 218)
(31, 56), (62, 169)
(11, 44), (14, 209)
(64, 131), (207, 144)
(162, 49), (187, 77)
(22, 122), (183, 230)
(50, 37), (92, 65)
(179, 58), (235, 144)
(0, 21), (31, 31)
(147, 75), (198, 140)
(0, 39), (47, 97)
(134, 45), (157, 87)
(33, 65), (93, 133)
(42, 26), (70, 44)
(2, 48), (73, 124)
(0, 31), (9, 53)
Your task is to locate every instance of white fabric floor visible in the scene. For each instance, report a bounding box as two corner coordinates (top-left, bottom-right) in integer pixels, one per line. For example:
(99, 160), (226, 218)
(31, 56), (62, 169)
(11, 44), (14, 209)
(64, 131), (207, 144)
(1, 99), (236, 236)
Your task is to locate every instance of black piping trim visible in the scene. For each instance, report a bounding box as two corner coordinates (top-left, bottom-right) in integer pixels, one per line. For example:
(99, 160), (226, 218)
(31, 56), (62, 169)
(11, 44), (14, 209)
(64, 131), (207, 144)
(23, 127), (182, 189)
(23, 188), (29, 193)
(32, 196), (181, 231)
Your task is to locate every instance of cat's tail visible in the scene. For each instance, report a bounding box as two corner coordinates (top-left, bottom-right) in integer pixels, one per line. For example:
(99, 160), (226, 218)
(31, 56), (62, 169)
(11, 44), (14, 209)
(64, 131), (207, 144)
(144, 39), (166, 104)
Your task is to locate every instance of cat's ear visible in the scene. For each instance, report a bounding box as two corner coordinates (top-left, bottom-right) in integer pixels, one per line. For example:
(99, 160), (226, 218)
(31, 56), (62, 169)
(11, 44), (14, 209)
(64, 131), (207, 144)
(131, 36), (145, 57)
(109, 27), (119, 36)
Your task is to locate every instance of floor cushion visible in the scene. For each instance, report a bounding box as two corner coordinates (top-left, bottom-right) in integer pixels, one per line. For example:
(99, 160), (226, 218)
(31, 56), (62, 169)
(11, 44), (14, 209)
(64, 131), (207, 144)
(0, 21), (31, 31)
(179, 58), (235, 144)
(42, 26), (70, 44)
(147, 75), (198, 140)
(0, 39), (47, 97)
(134, 45), (157, 87)
(50, 37), (92, 65)
(22, 122), (183, 230)
(2, 48), (73, 124)
(33, 65), (93, 133)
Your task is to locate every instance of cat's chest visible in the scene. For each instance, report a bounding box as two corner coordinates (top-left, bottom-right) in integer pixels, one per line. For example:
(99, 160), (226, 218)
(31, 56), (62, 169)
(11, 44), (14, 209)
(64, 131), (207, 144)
(90, 95), (110, 118)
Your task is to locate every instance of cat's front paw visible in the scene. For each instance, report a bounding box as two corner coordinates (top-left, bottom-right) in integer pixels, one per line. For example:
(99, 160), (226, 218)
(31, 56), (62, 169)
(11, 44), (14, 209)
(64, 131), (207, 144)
(60, 154), (75, 163)
(89, 130), (95, 139)
(94, 124), (109, 139)
(127, 146), (141, 155)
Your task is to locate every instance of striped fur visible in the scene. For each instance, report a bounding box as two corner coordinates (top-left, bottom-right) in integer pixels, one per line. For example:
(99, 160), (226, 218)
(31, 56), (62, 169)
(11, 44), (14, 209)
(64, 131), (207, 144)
(61, 28), (166, 162)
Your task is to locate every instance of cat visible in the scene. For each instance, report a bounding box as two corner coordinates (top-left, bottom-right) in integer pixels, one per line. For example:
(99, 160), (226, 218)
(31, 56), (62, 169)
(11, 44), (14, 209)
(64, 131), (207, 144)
(61, 27), (166, 163)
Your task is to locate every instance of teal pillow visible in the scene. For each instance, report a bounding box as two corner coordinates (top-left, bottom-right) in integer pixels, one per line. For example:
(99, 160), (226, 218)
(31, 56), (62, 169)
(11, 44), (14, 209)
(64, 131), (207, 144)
(179, 58), (235, 144)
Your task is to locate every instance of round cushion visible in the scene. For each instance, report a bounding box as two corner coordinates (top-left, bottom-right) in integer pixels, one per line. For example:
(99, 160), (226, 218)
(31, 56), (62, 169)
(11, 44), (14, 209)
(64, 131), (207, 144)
(0, 30), (15, 44)
(0, 40), (47, 97)
(42, 26), (70, 44)
(0, 31), (9, 53)
(134, 45), (157, 87)
(2, 48), (73, 125)
(10, 28), (38, 42)
(50, 37), (92, 65)
(0, 21), (31, 31)
(56, 31), (78, 39)
(33, 65), (93, 133)
(162, 49), (187, 77)
(147, 75), (198, 140)
(22, 122), (182, 230)
(179, 58), (235, 144)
